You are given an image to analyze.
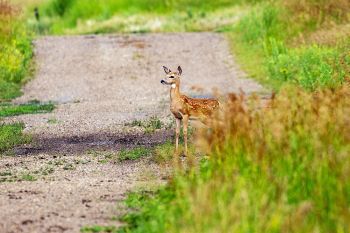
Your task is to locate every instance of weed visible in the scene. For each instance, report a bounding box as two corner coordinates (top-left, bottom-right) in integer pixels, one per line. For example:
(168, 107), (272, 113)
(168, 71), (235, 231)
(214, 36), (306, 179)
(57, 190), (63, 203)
(40, 166), (54, 175)
(0, 170), (11, 176)
(118, 147), (150, 162)
(80, 225), (117, 233)
(63, 163), (75, 170)
(0, 102), (55, 117)
(143, 117), (162, 133)
(153, 141), (174, 164)
(0, 123), (31, 153)
(47, 117), (58, 124)
(20, 173), (36, 181)
(126, 117), (163, 133)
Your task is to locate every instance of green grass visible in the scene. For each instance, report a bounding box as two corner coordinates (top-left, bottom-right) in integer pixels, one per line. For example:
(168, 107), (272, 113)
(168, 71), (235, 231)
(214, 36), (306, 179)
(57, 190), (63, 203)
(118, 147), (151, 162)
(264, 39), (348, 90)
(0, 80), (22, 101)
(0, 101), (55, 117)
(0, 1), (33, 101)
(126, 117), (163, 133)
(20, 173), (37, 181)
(153, 141), (174, 164)
(118, 86), (350, 233)
(30, 0), (247, 34)
(229, 1), (350, 91)
(81, 225), (118, 233)
(0, 123), (31, 153)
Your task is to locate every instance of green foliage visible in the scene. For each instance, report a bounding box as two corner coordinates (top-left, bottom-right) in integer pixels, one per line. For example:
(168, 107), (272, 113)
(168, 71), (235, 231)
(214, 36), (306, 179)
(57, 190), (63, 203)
(0, 79), (21, 101)
(118, 189), (177, 233)
(20, 173), (37, 181)
(118, 147), (150, 161)
(126, 117), (163, 133)
(0, 102), (55, 117)
(153, 141), (174, 163)
(39, 0), (242, 33)
(0, 123), (31, 153)
(118, 86), (350, 233)
(236, 3), (285, 45)
(81, 225), (117, 233)
(0, 1), (33, 102)
(231, 1), (350, 90)
(264, 38), (346, 90)
(0, 33), (33, 83)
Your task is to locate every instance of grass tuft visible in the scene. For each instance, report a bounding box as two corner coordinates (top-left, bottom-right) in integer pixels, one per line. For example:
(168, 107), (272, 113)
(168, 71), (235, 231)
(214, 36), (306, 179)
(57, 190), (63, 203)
(118, 147), (150, 162)
(0, 102), (55, 117)
(0, 123), (31, 153)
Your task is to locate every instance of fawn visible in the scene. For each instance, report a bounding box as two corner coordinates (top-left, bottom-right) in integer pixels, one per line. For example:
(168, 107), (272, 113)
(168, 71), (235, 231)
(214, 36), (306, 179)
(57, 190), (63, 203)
(161, 66), (220, 156)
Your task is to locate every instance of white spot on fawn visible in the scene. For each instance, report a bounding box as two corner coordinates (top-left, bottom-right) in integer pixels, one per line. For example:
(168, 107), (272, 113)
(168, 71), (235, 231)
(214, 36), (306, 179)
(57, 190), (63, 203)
(171, 84), (176, 89)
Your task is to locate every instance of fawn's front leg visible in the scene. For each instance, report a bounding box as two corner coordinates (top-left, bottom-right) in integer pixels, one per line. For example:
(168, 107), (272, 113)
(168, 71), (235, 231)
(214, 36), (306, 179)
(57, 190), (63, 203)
(175, 117), (181, 155)
(182, 115), (189, 156)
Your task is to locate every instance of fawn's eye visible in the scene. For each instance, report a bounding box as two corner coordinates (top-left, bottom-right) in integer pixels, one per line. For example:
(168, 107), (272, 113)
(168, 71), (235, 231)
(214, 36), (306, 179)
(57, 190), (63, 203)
(169, 76), (174, 79)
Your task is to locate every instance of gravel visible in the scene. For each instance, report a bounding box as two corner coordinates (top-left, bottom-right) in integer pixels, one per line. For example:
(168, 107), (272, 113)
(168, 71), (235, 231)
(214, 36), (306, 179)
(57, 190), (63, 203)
(0, 33), (263, 233)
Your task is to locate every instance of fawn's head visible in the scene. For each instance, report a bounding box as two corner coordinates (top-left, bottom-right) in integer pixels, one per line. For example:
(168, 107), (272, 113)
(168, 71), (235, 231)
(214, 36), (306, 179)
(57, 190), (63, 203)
(161, 66), (182, 88)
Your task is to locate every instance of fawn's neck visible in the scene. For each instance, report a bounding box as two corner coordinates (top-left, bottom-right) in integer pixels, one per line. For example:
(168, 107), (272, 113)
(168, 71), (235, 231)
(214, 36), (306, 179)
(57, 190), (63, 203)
(170, 83), (181, 102)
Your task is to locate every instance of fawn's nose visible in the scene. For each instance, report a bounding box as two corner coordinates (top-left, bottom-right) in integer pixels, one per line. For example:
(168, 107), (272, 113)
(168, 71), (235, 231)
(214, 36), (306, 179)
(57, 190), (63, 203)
(161, 80), (165, 84)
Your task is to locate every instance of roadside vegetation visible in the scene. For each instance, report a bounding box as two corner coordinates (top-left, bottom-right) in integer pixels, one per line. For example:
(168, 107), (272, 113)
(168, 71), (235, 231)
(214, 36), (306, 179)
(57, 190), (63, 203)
(114, 1), (348, 232)
(231, 0), (350, 90)
(0, 0), (33, 101)
(0, 1), (38, 154)
(31, 0), (242, 34)
(2, 0), (350, 232)
(0, 101), (54, 117)
(0, 123), (30, 153)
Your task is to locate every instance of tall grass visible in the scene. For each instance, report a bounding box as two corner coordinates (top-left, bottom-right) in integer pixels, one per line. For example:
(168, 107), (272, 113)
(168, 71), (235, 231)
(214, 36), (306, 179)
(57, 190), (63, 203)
(232, 1), (350, 90)
(0, 0), (33, 101)
(112, 2), (350, 232)
(119, 85), (350, 233)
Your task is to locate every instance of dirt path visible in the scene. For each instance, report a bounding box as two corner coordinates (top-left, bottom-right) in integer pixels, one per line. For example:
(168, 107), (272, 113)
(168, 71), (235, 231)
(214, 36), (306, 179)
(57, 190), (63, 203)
(0, 33), (263, 232)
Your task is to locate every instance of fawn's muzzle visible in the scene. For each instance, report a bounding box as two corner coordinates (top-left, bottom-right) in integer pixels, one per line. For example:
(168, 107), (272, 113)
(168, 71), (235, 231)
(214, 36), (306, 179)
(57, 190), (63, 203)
(161, 80), (170, 85)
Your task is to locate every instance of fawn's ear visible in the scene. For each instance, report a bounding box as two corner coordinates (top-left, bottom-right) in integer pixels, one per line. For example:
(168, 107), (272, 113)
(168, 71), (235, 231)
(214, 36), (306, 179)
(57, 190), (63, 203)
(163, 66), (171, 74)
(177, 66), (182, 75)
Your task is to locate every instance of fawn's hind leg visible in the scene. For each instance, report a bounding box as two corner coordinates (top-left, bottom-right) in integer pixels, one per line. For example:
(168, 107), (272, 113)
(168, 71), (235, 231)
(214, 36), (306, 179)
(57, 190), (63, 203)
(182, 115), (189, 156)
(175, 118), (181, 155)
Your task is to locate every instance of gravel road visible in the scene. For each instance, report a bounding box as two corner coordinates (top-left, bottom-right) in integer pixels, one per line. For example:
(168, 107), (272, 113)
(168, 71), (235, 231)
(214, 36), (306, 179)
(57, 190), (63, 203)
(0, 33), (263, 232)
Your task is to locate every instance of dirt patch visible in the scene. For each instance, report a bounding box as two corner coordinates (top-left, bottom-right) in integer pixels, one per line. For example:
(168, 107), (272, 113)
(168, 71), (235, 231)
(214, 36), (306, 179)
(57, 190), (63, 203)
(0, 142), (169, 233)
(14, 130), (173, 156)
